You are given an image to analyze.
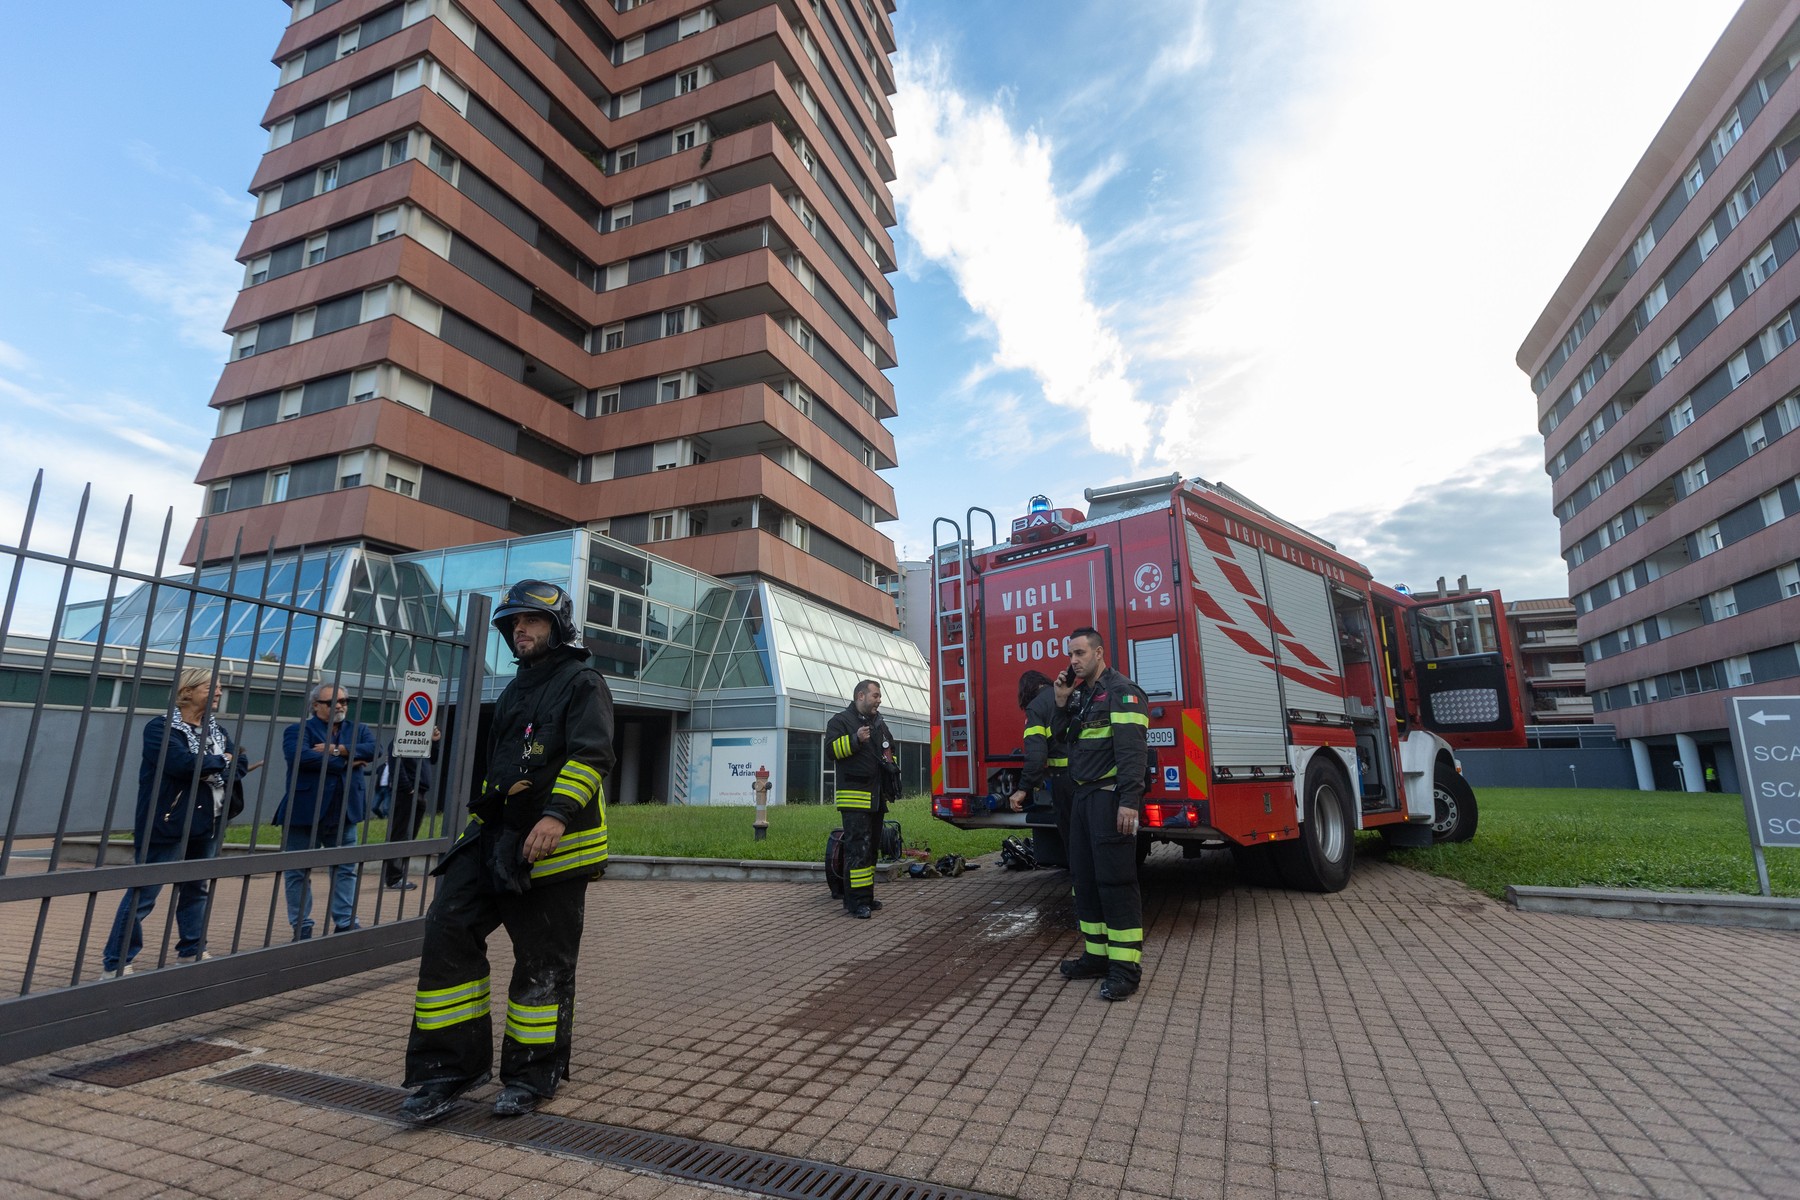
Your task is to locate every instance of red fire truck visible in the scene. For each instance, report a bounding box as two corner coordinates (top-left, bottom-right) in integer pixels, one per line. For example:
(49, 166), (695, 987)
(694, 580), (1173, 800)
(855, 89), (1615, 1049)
(930, 474), (1525, 891)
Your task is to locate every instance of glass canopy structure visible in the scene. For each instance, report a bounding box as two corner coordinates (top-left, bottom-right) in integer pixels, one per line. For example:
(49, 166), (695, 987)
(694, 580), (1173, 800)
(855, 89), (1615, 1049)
(72, 528), (928, 806)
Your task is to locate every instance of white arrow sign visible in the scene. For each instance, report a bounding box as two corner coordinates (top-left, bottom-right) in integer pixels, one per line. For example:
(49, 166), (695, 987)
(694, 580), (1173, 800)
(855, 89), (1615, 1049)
(1749, 710), (1792, 725)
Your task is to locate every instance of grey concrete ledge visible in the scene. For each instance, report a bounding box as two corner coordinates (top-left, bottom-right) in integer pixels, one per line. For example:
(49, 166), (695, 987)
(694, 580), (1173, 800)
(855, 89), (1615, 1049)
(1507, 884), (1800, 930)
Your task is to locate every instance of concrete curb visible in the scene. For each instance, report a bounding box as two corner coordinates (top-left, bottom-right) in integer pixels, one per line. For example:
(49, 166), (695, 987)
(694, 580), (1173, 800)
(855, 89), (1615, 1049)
(1506, 884), (1800, 930)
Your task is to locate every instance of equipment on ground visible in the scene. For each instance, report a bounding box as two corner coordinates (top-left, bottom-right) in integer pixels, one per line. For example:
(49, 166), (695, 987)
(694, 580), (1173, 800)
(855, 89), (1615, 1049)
(929, 476), (1526, 892)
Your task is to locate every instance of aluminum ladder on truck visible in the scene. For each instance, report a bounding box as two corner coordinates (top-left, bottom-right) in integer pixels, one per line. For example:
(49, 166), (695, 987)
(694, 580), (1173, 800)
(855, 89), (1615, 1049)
(930, 509), (997, 801)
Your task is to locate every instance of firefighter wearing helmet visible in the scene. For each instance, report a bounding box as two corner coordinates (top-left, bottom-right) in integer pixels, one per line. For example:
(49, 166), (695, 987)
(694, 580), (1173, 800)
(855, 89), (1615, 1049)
(401, 580), (615, 1123)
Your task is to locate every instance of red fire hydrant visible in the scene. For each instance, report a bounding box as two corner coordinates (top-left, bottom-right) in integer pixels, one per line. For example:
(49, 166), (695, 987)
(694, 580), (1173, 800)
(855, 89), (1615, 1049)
(752, 765), (771, 841)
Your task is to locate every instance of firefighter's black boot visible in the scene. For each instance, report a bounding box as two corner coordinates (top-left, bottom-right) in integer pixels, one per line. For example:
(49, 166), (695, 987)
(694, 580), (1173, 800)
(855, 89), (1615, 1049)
(1099, 965), (1141, 1001)
(1059, 954), (1108, 980)
(399, 1072), (489, 1125)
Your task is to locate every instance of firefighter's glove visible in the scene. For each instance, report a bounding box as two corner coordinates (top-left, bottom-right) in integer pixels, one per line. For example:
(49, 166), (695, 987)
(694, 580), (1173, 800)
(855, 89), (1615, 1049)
(487, 827), (533, 894)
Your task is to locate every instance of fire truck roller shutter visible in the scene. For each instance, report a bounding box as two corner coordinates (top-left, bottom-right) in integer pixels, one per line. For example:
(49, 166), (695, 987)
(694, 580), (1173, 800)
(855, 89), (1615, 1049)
(1261, 556), (1347, 718)
(1184, 524), (1287, 770)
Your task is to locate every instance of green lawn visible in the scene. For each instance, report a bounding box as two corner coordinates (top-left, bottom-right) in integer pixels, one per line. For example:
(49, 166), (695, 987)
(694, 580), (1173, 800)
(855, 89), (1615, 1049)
(1362, 787), (1800, 900)
(604, 795), (1007, 862)
(222, 797), (1002, 863)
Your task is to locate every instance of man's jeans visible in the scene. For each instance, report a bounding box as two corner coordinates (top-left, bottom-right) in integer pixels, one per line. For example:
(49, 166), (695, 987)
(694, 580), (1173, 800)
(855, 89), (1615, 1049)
(283, 824), (360, 938)
(102, 835), (214, 970)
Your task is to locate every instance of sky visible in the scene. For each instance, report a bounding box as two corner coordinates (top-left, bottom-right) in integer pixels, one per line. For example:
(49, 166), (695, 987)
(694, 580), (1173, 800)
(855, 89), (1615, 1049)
(0, 0), (1747, 629)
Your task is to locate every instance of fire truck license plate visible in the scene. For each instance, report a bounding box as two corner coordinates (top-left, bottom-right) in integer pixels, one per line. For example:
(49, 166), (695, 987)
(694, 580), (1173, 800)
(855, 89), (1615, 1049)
(1146, 728), (1175, 747)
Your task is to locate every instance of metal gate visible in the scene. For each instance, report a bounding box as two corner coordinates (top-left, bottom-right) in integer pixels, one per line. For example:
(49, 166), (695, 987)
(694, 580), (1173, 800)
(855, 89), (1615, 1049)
(0, 473), (487, 1064)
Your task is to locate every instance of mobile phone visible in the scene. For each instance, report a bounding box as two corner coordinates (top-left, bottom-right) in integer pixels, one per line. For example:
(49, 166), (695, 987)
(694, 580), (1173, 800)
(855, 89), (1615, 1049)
(1058, 665), (1076, 688)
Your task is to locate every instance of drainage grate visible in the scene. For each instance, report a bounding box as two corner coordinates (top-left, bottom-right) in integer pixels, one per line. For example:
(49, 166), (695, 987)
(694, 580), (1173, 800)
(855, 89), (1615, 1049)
(214, 1063), (1005, 1200)
(52, 1039), (248, 1088)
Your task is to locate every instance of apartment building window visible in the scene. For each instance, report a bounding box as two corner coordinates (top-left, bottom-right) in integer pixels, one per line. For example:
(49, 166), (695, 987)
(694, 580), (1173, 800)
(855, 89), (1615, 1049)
(597, 389), (620, 416)
(352, 367), (379, 401)
(618, 89), (642, 117)
(1656, 338), (1682, 376)
(279, 53), (304, 85)
(1644, 280), (1669, 320)
(326, 92), (350, 124)
(653, 441), (681, 470)
(658, 373), (688, 403)
(582, 452), (615, 482)
(614, 144), (637, 172)
(290, 308), (316, 342)
(1728, 349), (1752, 387)
(649, 510), (677, 541)
(678, 66), (708, 93)
(317, 161), (339, 193)
(669, 181), (704, 210)
(427, 143), (459, 183)
(620, 34), (645, 62)
(1709, 586), (1738, 618)
(339, 452), (367, 489)
(1682, 459), (1709, 492)
(1726, 177), (1759, 226)
(1713, 107), (1743, 160)
(247, 255), (271, 285)
(1778, 561), (1800, 596)
(269, 117), (295, 149)
(257, 185), (284, 217)
(1777, 395), (1800, 434)
(786, 382), (812, 416)
(1724, 656), (1755, 686)
(208, 484), (230, 514)
(1712, 284), (1735, 323)
(611, 202), (633, 230)
(1761, 314), (1796, 360)
(663, 309), (686, 337)
(1698, 222), (1720, 260)
(232, 328), (258, 360)
(385, 457), (422, 497)
(1745, 417), (1770, 454)
(673, 124), (703, 152)
(1683, 159), (1706, 199)
(305, 233), (328, 266)
(1697, 521), (1723, 555)
(678, 7), (714, 37)
(386, 134), (412, 168)
(1744, 241), (1777, 291)
(604, 261), (629, 290)
(1671, 397), (1695, 432)
(667, 246), (689, 272)
(278, 387), (303, 420)
(1762, 488), (1789, 525)
(266, 469), (290, 504)
(373, 207), (401, 242)
(601, 323), (624, 351)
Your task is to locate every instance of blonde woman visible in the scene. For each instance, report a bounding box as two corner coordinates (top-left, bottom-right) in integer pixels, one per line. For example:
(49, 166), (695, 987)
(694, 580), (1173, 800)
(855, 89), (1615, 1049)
(102, 667), (249, 975)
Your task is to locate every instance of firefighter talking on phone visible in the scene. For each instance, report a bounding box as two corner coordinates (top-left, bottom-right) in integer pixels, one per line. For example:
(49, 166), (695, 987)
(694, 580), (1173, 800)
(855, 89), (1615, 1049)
(1050, 626), (1149, 1001)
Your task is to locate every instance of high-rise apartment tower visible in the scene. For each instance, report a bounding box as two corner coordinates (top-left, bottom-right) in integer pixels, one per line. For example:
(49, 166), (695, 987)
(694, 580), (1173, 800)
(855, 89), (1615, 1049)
(194, 0), (902, 626)
(1519, 0), (1800, 789)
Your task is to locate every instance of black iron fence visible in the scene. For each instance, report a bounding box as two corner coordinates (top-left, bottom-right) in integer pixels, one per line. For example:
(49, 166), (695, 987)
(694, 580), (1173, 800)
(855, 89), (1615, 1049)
(0, 473), (487, 1063)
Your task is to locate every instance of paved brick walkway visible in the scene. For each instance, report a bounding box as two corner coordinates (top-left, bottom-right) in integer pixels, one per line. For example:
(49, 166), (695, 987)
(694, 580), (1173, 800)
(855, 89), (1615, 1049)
(3, 851), (1798, 1199)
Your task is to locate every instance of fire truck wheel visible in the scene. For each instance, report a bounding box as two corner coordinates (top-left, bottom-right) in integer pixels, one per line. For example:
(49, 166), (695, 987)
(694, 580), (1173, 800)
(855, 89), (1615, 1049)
(1274, 759), (1354, 893)
(1431, 767), (1479, 843)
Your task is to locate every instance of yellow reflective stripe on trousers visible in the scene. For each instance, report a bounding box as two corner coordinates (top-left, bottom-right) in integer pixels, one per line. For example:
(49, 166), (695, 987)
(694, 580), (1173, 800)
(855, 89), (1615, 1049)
(1110, 711), (1149, 727)
(836, 788), (872, 810)
(832, 734), (853, 758)
(414, 976), (491, 1030)
(848, 866), (874, 887)
(1080, 918), (1107, 957)
(529, 826), (609, 878)
(1108, 925), (1144, 964)
(504, 999), (559, 1045)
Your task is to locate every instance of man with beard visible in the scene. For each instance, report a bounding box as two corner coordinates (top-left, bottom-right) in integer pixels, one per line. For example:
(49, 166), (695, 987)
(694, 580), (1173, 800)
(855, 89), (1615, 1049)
(826, 679), (897, 918)
(400, 580), (614, 1122)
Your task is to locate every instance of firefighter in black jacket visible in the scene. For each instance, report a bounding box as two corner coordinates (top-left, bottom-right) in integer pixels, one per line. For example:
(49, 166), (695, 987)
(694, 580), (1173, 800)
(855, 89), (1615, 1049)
(827, 679), (896, 918)
(1007, 669), (1073, 857)
(1051, 627), (1149, 1001)
(401, 580), (615, 1123)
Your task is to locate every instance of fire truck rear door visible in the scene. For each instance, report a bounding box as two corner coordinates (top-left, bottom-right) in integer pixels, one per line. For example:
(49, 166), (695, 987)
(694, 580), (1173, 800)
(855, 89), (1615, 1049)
(1406, 591), (1520, 747)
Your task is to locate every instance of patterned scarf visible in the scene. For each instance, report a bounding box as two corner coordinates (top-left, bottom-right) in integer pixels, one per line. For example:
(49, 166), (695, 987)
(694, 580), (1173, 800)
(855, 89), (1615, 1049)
(169, 707), (230, 816)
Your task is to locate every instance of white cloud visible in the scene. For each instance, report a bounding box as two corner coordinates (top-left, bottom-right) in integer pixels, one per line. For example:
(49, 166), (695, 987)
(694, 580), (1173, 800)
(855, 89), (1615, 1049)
(0, 340), (29, 373)
(1148, 1), (1214, 81)
(1141, 0), (1741, 548)
(96, 208), (245, 353)
(892, 51), (1157, 462)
